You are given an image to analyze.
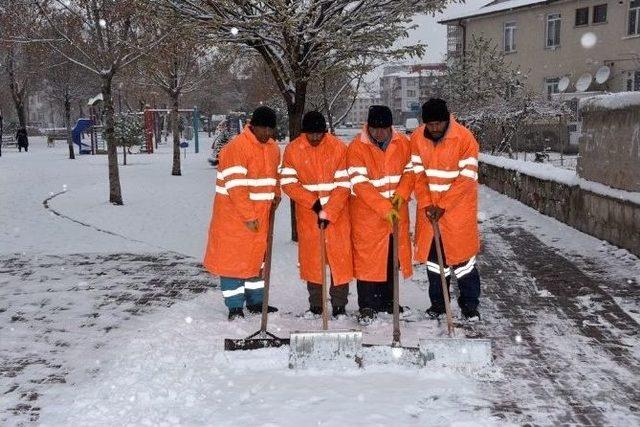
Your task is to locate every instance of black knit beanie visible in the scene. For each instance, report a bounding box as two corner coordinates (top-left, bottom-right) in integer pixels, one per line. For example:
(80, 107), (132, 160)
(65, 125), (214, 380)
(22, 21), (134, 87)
(251, 106), (277, 128)
(421, 98), (450, 123)
(301, 111), (327, 133)
(367, 105), (393, 128)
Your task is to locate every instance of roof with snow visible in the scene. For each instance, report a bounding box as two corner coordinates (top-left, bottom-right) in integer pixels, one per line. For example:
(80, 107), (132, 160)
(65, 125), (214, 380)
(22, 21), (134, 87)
(439, 0), (550, 23)
(579, 92), (640, 113)
(382, 70), (444, 78)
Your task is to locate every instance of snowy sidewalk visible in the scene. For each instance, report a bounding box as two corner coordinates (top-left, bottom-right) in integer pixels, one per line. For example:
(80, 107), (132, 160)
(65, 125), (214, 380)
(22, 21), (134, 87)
(1, 138), (639, 425)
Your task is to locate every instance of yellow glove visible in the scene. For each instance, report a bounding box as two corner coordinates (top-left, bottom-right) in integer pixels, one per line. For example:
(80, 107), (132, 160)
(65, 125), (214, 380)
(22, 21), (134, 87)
(391, 194), (404, 210)
(386, 208), (400, 225)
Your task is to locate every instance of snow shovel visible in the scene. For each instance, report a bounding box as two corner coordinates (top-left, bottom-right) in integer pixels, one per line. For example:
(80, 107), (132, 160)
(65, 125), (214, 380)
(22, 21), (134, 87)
(224, 202), (290, 351)
(362, 220), (427, 367)
(419, 218), (492, 368)
(289, 222), (363, 369)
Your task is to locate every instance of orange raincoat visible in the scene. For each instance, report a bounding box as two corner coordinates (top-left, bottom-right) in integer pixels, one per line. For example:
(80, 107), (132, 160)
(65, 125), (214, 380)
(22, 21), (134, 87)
(411, 119), (480, 265)
(203, 126), (281, 278)
(280, 133), (353, 285)
(347, 127), (414, 281)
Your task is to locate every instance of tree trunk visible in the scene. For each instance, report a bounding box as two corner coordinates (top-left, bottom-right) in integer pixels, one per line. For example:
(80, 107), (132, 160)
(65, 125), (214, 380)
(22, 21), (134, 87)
(101, 76), (124, 205)
(122, 144), (127, 166)
(6, 46), (28, 133)
(171, 94), (181, 176)
(64, 91), (75, 160)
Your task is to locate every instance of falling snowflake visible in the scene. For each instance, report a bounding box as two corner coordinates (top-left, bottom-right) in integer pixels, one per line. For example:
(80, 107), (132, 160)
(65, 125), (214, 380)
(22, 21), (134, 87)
(515, 334), (523, 343)
(230, 27), (239, 36)
(184, 316), (193, 324)
(581, 32), (597, 49)
(98, 19), (107, 28)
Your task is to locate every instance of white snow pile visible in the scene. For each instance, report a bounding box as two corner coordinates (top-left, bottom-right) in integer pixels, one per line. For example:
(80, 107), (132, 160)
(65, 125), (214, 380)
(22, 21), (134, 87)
(579, 91), (640, 113)
(480, 153), (640, 205)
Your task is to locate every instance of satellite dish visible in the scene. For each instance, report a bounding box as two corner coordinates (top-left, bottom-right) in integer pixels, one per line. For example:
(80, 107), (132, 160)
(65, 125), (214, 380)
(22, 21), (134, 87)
(575, 73), (592, 92)
(558, 77), (570, 92)
(595, 66), (611, 84)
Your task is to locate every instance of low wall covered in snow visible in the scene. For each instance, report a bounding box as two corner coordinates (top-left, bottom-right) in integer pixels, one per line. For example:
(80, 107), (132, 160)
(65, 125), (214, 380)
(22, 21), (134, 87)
(578, 92), (640, 192)
(479, 154), (640, 257)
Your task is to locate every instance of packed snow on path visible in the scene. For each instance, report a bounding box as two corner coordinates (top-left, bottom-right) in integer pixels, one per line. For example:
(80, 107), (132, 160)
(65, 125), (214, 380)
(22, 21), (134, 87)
(1, 137), (639, 426)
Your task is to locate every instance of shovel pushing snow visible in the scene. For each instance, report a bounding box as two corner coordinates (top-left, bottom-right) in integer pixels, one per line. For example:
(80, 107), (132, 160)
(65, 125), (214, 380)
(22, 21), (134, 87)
(289, 224), (363, 369)
(418, 218), (492, 368)
(224, 203), (289, 351)
(362, 220), (427, 367)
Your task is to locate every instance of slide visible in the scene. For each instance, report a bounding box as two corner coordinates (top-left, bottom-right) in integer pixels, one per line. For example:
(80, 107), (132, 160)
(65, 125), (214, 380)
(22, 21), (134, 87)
(72, 118), (93, 154)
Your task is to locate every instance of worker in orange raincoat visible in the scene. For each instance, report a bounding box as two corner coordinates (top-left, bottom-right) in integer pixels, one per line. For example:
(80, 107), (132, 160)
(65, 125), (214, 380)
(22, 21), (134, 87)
(280, 111), (353, 317)
(347, 105), (415, 325)
(411, 98), (482, 321)
(203, 106), (281, 321)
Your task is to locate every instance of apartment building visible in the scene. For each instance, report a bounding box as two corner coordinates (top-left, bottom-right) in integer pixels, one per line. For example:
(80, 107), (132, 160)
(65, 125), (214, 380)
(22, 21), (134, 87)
(440, 0), (640, 98)
(379, 63), (446, 125)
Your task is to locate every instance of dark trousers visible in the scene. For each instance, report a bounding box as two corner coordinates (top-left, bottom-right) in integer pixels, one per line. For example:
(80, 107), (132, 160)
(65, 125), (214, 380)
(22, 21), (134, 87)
(357, 235), (394, 311)
(307, 281), (349, 308)
(426, 238), (481, 311)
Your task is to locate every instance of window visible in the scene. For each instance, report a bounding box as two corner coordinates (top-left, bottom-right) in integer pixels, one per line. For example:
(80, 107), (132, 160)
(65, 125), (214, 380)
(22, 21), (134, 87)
(406, 90), (416, 97)
(546, 13), (561, 47)
(626, 71), (640, 91)
(504, 22), (517, 52)
(545, 77), (560, 97)
(593, 4), (607, 23)
(575, 7), (589, 26)
(630, 0), (640, 35)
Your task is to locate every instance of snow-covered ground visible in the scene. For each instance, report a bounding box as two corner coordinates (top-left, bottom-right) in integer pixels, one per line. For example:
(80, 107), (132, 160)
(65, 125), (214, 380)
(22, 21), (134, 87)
(1, 136), (639, 426)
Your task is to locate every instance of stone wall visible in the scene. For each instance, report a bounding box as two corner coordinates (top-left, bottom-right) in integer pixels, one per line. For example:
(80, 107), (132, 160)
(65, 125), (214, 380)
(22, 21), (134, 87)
(479, 163), (640, 257)
(578, 94), (640, 192)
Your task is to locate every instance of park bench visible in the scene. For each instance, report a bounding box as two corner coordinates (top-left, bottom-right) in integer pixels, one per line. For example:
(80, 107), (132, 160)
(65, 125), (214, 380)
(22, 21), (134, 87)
(42, 128), (69, 147)
(1, 134), (17, 148)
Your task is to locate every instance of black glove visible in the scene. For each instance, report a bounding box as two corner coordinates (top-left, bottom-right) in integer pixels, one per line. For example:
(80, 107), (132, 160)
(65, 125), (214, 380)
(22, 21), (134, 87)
(312, 199), (322, 215)
(318, 218), (330, 229)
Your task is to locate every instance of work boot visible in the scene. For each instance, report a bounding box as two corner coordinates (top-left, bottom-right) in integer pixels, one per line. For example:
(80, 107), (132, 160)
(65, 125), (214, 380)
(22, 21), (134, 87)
(382, 302), (408, 315)
(461, 307), (481, 322)
(228, 307), (244, 321)
(357, 307), (377, 326)
(303, 306), (322, 319)
(425, 305), (445, 319)
(246, 304), (279, 314)
(332, 306), (346, 318)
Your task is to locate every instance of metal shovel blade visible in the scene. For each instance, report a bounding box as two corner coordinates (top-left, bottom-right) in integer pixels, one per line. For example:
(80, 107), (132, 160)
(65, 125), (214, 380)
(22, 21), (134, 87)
(224, 336), (290, 351)
(289, 329), (363, 369)
(419, 338), (492, 368)
(362, 343), (427, 367)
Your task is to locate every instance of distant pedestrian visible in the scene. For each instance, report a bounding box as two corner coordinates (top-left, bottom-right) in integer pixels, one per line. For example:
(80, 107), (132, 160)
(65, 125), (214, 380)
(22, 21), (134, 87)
(16, 128), (28, 152)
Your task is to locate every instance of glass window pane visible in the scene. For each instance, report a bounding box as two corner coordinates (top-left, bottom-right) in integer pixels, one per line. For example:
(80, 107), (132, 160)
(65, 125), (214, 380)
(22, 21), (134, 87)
(575, 7), (588, 26)
(630, 9), (638, 35)
(593, 5), (607, 23)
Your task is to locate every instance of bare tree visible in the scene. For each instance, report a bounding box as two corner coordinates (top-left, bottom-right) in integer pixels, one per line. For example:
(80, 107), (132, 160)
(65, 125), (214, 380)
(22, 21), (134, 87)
(0, 1), (43, 136)
(35, 0), (168, 205)
(45, 58), (98, 159)
(166, 0), (450, 140)
(137, 14), (219, 176)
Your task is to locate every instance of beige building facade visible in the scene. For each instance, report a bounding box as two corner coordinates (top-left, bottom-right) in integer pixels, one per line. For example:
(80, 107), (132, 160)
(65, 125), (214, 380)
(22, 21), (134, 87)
(441, 0), (640, 97)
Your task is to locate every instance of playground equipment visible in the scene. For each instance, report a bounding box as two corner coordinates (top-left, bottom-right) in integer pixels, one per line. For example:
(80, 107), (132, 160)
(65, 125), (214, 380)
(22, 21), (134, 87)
(72, 119), (93, 154)
(143, 107), (201, 154)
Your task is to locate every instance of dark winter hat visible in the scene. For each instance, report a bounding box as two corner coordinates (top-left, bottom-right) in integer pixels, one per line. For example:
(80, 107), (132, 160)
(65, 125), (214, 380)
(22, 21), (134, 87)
(421, 98), (450, 123)
(302, 111), (327, 133)
(367, 105), (393, 128)
(250, 106), (277, 129)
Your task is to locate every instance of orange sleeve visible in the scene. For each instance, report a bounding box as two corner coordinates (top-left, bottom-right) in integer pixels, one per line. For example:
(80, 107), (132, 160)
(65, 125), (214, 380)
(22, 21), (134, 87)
(218, 144), (257, 222)
(411, 136), (432, 210)
(438, 131), (479, 212)
(347, 144), (393, 219)
(279, 146), (318, 209)
(395, 138), (415, 201)
(323, 146), (350, 223)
